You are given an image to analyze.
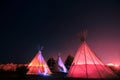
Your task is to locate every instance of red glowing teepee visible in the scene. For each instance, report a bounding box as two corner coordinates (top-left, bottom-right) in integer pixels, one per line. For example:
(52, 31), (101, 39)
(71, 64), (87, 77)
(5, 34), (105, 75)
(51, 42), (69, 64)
(68, 31), (117, 79)
(27, 50), (51, 75)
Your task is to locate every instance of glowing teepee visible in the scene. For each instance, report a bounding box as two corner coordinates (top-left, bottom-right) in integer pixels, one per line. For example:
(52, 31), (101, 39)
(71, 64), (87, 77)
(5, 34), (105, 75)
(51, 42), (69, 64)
(68, 32), (117, 78)
(27, 50), (51, 75)
(57, 56), (67, 73)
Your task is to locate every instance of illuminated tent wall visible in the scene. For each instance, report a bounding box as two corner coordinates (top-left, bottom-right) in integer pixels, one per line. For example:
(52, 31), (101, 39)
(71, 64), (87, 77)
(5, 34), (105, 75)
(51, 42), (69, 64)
(27, 50), (51, 75)
(57, 56), (67, 73)
(67, 41), (117, 78)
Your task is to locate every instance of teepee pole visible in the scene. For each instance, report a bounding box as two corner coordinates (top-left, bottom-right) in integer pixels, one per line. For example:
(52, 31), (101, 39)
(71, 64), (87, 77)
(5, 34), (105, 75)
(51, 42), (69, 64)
(84, 42), (88, 79)
(87, 47), (102, 79)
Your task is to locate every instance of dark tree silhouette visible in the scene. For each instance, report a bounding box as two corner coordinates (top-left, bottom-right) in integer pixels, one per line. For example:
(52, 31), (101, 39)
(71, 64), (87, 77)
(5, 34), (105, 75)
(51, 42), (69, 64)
(65, 55), (74, 70)
(47, 57), (59, 73)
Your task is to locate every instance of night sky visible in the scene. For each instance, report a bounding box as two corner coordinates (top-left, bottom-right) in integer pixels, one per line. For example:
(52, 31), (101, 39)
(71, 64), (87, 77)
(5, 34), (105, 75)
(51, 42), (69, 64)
(0, 0), (120, 64)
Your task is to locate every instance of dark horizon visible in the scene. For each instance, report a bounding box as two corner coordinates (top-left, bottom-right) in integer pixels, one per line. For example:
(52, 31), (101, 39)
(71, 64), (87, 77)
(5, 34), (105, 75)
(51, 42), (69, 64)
(0, 0), (120, 64)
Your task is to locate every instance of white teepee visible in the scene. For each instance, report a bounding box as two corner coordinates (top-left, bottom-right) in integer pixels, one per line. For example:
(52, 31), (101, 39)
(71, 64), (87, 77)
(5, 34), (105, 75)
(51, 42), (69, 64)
(57, 56), (67, 73)
(68, 41), (117, 78)
(27, 50), (51, 75)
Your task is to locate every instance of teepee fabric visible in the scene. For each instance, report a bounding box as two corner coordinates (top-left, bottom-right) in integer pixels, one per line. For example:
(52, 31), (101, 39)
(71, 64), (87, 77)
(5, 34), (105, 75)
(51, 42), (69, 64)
(57, 56), (67, 73)
(27, 50), (51, 75)
(68, 41), (117, 78)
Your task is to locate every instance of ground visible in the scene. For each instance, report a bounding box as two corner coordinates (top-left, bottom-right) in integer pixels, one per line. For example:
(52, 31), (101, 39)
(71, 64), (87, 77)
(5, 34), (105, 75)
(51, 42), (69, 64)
(0, 73), (119, 80)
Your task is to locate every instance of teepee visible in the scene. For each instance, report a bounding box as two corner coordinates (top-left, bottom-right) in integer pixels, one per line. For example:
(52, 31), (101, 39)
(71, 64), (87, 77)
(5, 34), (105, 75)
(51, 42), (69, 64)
(68, 32), (117, 78)
(27, 50), (51, 75)
(57, 55), (67, 73)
